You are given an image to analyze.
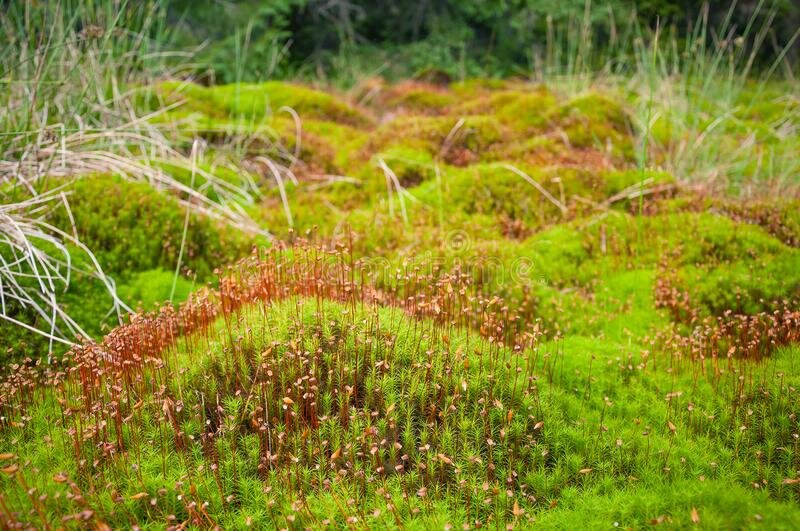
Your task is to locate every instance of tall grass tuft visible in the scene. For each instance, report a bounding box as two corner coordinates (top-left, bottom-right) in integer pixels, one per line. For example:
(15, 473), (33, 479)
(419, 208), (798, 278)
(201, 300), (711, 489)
(0, 1), (263, 348)
(530, 0), (800, 196)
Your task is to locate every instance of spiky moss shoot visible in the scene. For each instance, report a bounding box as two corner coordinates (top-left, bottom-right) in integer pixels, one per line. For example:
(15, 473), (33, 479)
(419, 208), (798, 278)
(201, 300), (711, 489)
(156, 81), (372, 127)
(0, 296), (539, 528)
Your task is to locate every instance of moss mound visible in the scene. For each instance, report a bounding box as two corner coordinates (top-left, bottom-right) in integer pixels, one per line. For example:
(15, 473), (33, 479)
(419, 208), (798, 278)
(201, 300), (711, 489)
(1, 259), (798, 528)
(156, 80), (372, 127)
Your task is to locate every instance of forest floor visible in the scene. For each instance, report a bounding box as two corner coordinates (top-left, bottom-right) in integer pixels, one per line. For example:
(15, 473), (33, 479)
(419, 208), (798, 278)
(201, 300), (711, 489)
(1, 78), (799, 529)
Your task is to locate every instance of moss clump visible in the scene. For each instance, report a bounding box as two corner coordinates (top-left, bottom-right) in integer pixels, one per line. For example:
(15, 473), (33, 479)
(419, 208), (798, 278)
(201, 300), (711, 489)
(452, 88), (558, 132)
(717, 199), (800, 248)
(449, 78), (510, 97)
(428, 163), (568, 225)
(381, 81), (457, 113)
(550, 92), (634, 160)
(602, 168), (675, 194)
(51, 175), (253, 279)
(568, 210), (800, 318)
(408, 165), (675, 238)
(360, 115), (508, 167)
(157, 80), (372, 127)
(275, 118), (370, 174)
(681, 253), (800, 315)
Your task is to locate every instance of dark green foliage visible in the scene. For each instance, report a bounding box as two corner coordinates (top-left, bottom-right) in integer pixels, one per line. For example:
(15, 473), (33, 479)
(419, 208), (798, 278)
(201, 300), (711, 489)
(163, 0), (800, 83)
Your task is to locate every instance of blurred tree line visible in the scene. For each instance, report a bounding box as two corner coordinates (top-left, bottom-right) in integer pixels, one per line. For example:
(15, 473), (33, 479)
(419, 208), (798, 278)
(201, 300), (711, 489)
(160, 1), (800, 82)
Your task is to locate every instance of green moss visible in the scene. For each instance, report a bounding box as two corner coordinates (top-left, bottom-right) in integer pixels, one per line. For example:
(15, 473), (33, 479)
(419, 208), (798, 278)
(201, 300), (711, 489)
(720, 199), (800, 247)
(0, 173), (263, 358)
(602, 168), (675, 195)
(409, 164), (672, 235)
(5, 77), (800, 528)
(51, 175), (253, 279)
(376, 146), (437, 186)
(283, 118), (369, 174)
(452, 88), (559, 131)
(680, 252), (800, 315)
(484, 134), (563, 163)
(449, 78), (510, 97)
(153, 80), (231, 119)
(432, 164), (566, 224)
(568, 210), (800, 318)
(535, 479), (800, 529)
(117, 268), (195, 311)
(363, 115), (508, 163)
(497, 89), (559, 130)
(550, 91), (634, 160)
(734, 81), (800, 124)
(5, 294), (799, 528)
(383, 82), (457, 112)
(157, 80), (372, 126)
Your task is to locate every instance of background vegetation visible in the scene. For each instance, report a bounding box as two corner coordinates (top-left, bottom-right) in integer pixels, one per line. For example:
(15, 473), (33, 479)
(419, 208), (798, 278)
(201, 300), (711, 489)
(165, 0), (800, 83)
